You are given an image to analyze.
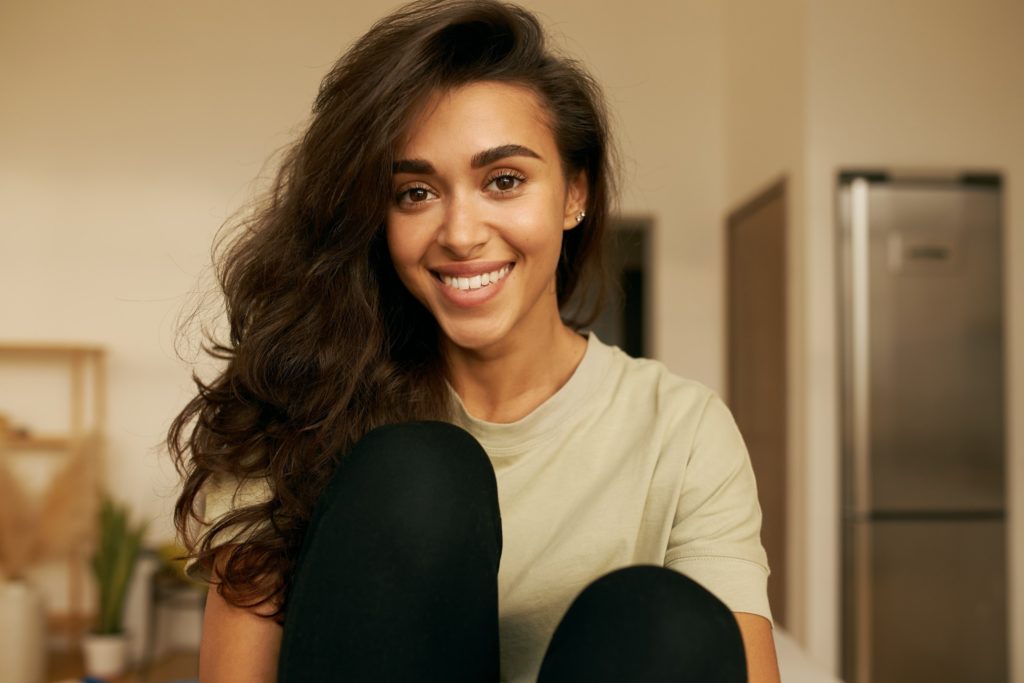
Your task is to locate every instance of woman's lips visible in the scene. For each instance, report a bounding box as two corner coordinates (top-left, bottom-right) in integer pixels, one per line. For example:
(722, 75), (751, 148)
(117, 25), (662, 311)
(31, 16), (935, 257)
(431, 262), (515, 307)
(434, 264), (512, 291)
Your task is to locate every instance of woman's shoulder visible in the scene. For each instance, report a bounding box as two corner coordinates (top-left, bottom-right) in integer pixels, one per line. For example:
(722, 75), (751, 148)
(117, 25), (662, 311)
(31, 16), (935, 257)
(592, 336), (719, 416)
(586, 338), (750, 484)
(581, 336), (730, 455)
(182, 474), (276, 582)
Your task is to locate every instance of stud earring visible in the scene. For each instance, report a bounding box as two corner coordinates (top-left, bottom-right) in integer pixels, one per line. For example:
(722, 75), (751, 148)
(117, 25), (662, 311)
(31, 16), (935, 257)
(575, 210), (586, 224)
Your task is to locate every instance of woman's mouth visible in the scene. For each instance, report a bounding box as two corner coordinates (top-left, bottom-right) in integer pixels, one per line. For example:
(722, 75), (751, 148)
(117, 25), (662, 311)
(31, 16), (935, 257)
(433, 263), (514, 292)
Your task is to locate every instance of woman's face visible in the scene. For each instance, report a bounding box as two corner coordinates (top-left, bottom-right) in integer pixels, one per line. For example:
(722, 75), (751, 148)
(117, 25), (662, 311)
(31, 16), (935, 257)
(386, 81), (586, 354)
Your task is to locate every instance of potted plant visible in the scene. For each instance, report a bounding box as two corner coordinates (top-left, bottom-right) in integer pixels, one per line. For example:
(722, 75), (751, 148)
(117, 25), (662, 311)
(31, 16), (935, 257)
(83, 496), (147, 679)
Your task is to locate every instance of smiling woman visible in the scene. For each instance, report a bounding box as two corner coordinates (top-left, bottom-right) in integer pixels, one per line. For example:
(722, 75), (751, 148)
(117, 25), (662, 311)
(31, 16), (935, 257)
(167, 1), (778, 682)
(387, 82), (587, 369)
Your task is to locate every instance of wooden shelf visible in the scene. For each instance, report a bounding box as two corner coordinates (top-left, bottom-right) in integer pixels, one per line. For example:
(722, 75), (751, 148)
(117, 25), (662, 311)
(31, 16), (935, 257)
(0, 343), (104, 356)
(0, 432), (101, 452)
(0, 343), (107, 650)
(1, 434), (71, 450)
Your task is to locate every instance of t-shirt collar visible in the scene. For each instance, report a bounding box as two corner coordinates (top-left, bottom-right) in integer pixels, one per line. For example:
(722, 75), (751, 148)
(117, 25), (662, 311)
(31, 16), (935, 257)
(447, 332), (613, 456)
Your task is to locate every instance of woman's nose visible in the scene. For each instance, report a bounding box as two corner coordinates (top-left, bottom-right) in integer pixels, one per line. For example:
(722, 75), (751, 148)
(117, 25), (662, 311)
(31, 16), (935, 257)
(437, 195), (488, 257)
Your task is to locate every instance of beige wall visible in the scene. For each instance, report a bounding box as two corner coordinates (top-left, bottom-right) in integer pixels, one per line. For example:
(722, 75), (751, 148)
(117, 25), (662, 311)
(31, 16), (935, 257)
(723, 0), (808, 650)
(2, 1), (393, 538)
(519, 1), (728, 386)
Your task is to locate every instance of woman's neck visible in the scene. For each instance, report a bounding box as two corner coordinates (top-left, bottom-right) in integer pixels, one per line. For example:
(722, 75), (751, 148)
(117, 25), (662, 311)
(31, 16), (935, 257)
(445, 322), (587, 424)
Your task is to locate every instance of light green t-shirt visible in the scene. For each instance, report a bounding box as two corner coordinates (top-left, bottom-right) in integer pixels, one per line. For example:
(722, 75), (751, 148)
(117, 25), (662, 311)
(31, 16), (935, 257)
(449, 333), (770, 682)
(190, 333), (771, 683)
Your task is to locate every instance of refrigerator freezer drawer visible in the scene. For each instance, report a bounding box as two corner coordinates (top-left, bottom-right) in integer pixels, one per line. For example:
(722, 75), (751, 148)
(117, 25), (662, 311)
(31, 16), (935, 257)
(843, 517), (1007, 683)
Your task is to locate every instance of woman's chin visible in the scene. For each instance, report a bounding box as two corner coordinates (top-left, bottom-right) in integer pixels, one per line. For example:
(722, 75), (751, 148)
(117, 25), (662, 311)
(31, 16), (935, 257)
(438, 320), (512, 356)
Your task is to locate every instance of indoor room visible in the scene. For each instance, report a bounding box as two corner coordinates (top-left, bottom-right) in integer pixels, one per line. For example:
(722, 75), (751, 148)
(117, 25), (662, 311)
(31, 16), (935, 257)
(1, 1), (1021, 681)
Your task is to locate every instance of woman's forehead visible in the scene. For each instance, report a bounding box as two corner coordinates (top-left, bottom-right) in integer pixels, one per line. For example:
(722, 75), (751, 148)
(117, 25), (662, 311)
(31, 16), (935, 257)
(395, 81), (555, 161)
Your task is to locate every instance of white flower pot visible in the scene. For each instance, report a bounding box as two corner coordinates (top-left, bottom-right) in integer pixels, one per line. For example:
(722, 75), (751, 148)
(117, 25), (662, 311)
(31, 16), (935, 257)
(82, 633), (129, 679)
(0, 580), (47, 683)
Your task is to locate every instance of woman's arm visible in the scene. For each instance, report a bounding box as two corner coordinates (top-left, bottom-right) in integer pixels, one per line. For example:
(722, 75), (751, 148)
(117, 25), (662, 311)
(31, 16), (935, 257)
(735, 612), (781, 683)
(199, 558), (283, 683)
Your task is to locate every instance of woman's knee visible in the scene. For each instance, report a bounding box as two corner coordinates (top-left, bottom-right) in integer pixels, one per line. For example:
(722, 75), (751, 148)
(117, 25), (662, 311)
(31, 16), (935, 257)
(582, 565), (740, 635)
(347, 421), (495, 505)
(539, 565), (746, 683)
(316, 421), (501, 557)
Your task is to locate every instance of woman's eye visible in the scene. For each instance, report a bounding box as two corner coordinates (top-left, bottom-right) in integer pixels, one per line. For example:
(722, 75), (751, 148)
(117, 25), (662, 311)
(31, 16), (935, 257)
(486, 173), (525, 194)
(396, 185), (434, 205)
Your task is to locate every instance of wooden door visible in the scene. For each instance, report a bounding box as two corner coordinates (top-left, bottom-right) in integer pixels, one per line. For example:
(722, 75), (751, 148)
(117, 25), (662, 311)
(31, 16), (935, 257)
(726, 180), (788, 626)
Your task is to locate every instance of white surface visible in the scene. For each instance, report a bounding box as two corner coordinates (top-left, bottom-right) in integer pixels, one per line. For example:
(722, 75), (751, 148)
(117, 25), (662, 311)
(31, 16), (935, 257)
(776, 628), (843, 683)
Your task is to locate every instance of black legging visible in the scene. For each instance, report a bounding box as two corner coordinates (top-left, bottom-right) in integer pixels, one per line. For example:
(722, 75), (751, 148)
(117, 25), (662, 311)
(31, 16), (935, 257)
(277, 421), (747, 682)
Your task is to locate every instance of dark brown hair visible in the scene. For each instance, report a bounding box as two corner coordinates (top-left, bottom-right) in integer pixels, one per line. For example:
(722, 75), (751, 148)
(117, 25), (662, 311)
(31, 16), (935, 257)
(168, 0), (615, 618)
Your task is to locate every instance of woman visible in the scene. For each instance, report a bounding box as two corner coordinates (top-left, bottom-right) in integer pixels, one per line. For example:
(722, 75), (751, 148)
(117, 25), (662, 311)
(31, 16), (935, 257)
(169, 1), (780, 681)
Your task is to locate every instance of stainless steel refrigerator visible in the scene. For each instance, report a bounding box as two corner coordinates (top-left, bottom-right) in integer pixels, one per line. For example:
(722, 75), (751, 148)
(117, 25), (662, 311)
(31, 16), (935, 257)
(838, 172), (1007, 683)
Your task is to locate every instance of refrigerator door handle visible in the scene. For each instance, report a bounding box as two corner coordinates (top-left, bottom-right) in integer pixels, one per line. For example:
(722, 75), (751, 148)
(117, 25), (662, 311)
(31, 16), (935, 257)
(850, 177), (872, 517)
(850, 178), (874, 683)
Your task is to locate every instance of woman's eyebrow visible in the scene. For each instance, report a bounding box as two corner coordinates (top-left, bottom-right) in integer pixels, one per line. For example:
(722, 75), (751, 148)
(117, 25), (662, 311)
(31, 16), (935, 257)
(471, 144), (541, 168)
(393, 158), (434, 174)
(392, 144), (542, 175)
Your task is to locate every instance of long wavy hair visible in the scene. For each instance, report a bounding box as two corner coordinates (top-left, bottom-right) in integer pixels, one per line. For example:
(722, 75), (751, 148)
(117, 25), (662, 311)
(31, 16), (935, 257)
(168, 0), (615, 619)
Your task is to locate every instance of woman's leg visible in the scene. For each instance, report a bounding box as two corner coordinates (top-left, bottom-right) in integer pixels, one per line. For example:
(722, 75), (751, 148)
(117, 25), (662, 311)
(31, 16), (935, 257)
(277, 421), (502, 683)
(537, 565), (747, 683)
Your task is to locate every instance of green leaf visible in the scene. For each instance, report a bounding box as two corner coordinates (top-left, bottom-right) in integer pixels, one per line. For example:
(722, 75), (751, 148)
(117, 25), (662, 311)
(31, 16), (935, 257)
(90, 494), (148, 635)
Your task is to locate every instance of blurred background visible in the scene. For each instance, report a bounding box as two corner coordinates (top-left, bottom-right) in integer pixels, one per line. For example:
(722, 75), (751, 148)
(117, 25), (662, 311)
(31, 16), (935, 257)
(1, 0), (1021, 681)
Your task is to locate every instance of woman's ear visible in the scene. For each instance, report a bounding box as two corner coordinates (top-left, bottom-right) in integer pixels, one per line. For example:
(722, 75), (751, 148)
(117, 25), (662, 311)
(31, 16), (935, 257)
(563, 171), (589, 231)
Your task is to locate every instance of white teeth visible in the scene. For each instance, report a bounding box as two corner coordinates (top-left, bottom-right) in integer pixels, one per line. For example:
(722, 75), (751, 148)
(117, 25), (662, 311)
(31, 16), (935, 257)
(439, 265), (511, 291)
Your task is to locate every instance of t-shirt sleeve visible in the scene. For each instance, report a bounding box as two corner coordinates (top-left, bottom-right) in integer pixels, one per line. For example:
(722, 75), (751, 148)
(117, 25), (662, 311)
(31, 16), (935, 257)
(664, 392), (773, 623)
(183, 474), (274, 583)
